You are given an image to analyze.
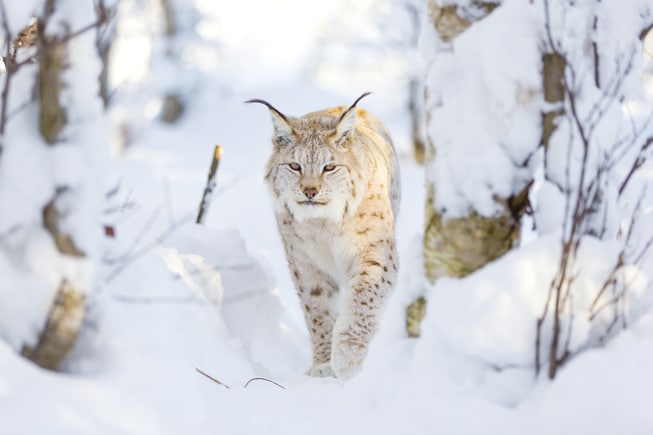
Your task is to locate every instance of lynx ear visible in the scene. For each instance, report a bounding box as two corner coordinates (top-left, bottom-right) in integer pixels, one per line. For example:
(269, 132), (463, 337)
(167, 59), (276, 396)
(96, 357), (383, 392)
(335, 92), (371, 146)
(246, 99), (294, 147)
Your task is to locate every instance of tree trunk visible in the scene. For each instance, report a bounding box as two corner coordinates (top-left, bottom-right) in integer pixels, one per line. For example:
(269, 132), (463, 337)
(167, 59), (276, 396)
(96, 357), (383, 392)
(408, 78), (426, 164)
(409, 0), (532, 336)
(96, 1), (115, 108)
(158, 0), (185, 123)
(22, 0), (93, 370)
(423, 184), (527, 283)
(541, 52), (566, 172)
(38, 0), (66, 144)
(21, 281), (85, 370)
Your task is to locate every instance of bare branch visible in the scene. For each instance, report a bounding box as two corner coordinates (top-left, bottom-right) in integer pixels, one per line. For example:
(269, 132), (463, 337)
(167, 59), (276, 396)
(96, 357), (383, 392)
(0, 0), (16, 140)
(243, 377), (286, 390)
(536, 0), (653, 379)
(196, 145), (222, 225)
(196, 367), (230, 389)
(619, 136), (653, 196)
(103, 212), (192, 283)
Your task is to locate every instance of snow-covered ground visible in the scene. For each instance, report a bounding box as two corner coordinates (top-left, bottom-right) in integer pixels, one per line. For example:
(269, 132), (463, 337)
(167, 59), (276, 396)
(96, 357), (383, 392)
(2, 0), (653, 434)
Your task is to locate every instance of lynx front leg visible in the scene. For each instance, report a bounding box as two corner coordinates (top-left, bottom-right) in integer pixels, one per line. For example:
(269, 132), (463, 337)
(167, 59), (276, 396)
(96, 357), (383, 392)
(331, 242), (397, 379)
(289, 261), (338, 377)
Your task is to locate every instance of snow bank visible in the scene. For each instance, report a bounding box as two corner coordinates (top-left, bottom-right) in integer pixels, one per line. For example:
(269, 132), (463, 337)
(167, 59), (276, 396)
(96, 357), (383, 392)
(2, 0), (653, 434)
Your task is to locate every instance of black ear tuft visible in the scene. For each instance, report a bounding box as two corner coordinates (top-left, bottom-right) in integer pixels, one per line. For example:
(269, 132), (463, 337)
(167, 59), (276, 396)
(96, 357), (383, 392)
(246, 98), (294, 147)
(336, 92), (372, 125)
(245, 99), (290, 123)
(335, 92), (372, 146)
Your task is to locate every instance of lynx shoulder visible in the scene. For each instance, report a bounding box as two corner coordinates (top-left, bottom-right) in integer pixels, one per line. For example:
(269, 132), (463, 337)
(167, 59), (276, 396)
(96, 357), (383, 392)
(248, 93), (400, 378)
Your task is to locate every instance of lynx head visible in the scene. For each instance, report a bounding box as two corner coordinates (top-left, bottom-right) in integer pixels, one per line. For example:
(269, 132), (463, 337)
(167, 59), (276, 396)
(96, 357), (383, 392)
(248, 93), (371, 223)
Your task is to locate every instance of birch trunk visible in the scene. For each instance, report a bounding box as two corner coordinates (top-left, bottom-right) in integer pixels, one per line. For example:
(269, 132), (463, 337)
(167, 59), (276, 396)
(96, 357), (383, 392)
(20, 0), (106, 370)
(409, 0), (533, 336)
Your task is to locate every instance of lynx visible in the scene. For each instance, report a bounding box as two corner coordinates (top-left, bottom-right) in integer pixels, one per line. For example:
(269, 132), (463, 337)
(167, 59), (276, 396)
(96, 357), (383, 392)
(248, 93), (400, 379)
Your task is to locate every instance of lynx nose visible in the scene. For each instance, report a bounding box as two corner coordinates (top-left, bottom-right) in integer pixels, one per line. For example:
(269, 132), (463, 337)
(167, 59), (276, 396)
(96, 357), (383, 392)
(303, 186), (318, 199)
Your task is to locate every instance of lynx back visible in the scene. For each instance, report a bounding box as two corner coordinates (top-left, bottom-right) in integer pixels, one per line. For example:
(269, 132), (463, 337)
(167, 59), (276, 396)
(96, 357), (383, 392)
(248, 93), (400, 378)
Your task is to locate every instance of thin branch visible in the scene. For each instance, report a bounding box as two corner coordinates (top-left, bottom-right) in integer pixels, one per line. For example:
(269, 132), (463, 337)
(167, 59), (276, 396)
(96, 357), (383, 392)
(53, 8), (115, 46)
(0, 0), (14, 140)
(196, 145), (222, 225)
(542, 0), (558, 53)
(195, 369), (286, 390)
(619, 136), (653, 196)
(196, 368), (230, 389)
(583, 49), (635, 140)
(592, 14), (600, 88)
(103, 212), (192, 283)
(103, 206), (163, 265)
(589, 256), (623, 317)
(243, 377), (286, 390)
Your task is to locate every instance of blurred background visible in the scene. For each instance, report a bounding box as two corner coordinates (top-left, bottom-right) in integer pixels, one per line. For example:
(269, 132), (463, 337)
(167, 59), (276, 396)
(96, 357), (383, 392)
(108, 0), (426, 159)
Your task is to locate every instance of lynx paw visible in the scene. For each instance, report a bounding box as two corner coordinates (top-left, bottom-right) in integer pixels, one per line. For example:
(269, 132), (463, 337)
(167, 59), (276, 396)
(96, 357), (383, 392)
(306, 362), (335, 377)
(331, 339), (365, 379)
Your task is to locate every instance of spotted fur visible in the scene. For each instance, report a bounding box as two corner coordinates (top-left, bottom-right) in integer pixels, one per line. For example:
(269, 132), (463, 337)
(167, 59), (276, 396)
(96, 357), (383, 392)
(249, 93), (400, 378)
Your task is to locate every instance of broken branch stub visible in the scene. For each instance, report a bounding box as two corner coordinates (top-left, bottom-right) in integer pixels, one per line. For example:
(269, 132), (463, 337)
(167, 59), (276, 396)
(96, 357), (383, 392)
(196, 144), (223, 225)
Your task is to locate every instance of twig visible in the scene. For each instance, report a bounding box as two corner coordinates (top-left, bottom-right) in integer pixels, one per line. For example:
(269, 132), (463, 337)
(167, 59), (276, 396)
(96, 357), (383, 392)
(196, 367), (230, 389)
(0, 0), (15, 141)
(103, 212), (192, 283)
(195, 369), (286, 390)
(243, 377), (286, 390)
(103, 206), (163, 265)
(537, 0), (653, 380)
(196, 145), (222, 224)
(619, 136), (653, 196)
(46, 6), (116, 47)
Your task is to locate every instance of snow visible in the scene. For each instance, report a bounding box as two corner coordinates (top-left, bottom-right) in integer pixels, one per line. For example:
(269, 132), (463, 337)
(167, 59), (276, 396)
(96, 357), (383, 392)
(422, 0), (542, 218)
(1, 0), (653, 434)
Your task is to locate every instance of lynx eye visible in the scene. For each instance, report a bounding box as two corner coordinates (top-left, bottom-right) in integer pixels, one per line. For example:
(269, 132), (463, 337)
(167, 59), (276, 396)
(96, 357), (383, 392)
(288, 162), (302, 171)
(323, 164), (336, 172)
